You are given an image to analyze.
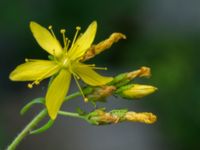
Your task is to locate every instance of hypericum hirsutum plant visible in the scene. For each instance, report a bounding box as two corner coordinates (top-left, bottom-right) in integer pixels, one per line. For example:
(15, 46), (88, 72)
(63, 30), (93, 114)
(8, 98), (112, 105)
(7, 21), (157, 150)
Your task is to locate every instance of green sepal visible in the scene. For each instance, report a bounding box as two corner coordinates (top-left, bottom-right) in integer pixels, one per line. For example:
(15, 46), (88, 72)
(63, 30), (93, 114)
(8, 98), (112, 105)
(85, 108), (106, 125)
(30, 119), (54, 135)
(83, 86), (94, 95)
(110, 109), (128, 118)
(76, 107), (86, 115)
(108, 73), (127, 85)
(20, 97), (45, 115)
(115, 84), (134, 94)
(115, 79), (131, 88)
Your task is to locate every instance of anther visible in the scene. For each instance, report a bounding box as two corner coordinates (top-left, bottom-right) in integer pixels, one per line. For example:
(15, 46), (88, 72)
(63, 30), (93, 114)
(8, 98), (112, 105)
(25, 58), (29, 62)
(84, 97), (88, 102)
(28, 83), (33, 89)
(60, 29), (66, 34)
(76, 26), (81, 30)
(48, 25), (52, 30)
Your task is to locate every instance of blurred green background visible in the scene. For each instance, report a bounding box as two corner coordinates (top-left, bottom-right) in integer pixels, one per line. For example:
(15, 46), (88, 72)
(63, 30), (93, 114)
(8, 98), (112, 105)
(1, 0), (200, 150)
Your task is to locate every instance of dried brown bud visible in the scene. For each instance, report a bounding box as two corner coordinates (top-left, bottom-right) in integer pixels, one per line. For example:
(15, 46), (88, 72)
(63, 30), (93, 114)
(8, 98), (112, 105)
(127, 66), (151, 80)
(86, 86), (116, 101)
(125, 112), (157, 124)
(81, 33), (126, 61)
(87, 109), (157, 125)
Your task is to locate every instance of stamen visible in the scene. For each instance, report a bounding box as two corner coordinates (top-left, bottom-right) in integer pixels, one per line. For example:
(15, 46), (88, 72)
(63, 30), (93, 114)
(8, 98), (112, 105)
(66, 39), (71, 50)
(60, 29), (67, 49)
(71, 26), (81, 48)
(27, 65), (59, 89)
(92, 67), (108, 70)
(25, 58), (40, 62)
(73, 75), (88, 102)
(48, 25), (56, 38)
(81, 64), (108, 70)
(73, 72), (80, 79)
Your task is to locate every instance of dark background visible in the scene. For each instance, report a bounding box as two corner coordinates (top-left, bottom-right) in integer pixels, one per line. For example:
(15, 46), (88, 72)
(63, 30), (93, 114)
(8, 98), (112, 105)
(1, 0), (200, 149)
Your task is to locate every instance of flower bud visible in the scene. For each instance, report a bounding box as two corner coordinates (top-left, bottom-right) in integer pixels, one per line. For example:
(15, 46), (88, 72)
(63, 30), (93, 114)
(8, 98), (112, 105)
(116, 84), (157, 99)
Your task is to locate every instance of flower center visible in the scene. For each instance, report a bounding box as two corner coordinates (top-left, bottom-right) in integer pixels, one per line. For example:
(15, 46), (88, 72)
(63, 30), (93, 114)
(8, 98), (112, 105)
(61, 57), (71, 69)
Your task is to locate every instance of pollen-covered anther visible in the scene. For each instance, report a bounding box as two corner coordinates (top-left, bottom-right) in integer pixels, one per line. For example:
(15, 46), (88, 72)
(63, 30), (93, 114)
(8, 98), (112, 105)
(76, 26), (81, 30)
(27, 83), (33, 88)
(48, 25), (52, 30)
(84, 97), (88, 102)
(25, 58), (29, 62)
(60, 29), (66, 34)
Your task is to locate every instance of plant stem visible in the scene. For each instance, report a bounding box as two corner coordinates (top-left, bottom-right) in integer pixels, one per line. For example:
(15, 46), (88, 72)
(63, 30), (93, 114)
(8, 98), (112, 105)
(64, 92), (81, 102)
(58, 111), (85, 119)
(6, 109), (48, 150)
(7, 92), (82, 150)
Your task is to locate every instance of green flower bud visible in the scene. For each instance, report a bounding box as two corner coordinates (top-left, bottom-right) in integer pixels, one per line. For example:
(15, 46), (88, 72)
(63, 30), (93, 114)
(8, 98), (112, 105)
(116, 84), (157, 99)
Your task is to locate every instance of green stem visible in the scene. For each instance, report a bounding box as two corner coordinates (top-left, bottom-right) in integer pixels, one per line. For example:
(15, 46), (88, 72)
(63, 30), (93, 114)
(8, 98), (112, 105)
(7, 92), (82, 150)
(64, 92), (81, 102)
(58, 111), (85, 119)
(6, 109), (48, 150)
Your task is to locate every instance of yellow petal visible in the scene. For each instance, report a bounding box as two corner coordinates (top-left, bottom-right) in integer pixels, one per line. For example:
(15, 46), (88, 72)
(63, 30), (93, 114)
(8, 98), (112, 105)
(68, 21), (97, 60)
(46, 69), (71, 119)
(30, 21), (63, 57)
(9, 60), (59, 81)
(73, 63), (113, 86)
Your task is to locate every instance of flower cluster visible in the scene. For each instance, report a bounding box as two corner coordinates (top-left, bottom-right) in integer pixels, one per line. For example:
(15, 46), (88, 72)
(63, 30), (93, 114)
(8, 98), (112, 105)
(10, 20), (157, 125)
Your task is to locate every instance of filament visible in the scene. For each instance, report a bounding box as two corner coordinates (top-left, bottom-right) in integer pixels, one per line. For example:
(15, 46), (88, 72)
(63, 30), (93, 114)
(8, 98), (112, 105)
(48, 25), (56, 38)
(73, 74), (88, 102)
(71, 26), (81, 48)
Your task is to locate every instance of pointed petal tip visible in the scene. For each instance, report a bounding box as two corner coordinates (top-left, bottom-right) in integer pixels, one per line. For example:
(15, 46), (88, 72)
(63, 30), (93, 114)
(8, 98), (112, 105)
(48, 110), (57, 120)
(30, 21), (36, 27)
(91, 20), (97, 28)
(46, 102), (57, 120)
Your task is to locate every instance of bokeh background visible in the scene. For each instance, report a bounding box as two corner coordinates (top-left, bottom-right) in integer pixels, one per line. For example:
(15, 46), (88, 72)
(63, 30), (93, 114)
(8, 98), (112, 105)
(1, 0), (200, 149)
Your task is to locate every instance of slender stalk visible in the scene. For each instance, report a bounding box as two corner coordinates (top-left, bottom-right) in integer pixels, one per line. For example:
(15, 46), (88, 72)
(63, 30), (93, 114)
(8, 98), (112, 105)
(7, 109), (47, 150)
(58, 111), (85, 119)
(64, 92), (81, 102)
(7, 92), (81, 150)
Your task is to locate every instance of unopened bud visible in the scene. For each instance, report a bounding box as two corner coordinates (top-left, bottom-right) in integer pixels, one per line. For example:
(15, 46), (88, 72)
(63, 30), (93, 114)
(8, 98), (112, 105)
(116, 84), (157, 99)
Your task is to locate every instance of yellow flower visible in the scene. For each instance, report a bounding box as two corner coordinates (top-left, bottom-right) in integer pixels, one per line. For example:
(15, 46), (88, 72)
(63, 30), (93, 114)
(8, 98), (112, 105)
(9, 21), (113, 119)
